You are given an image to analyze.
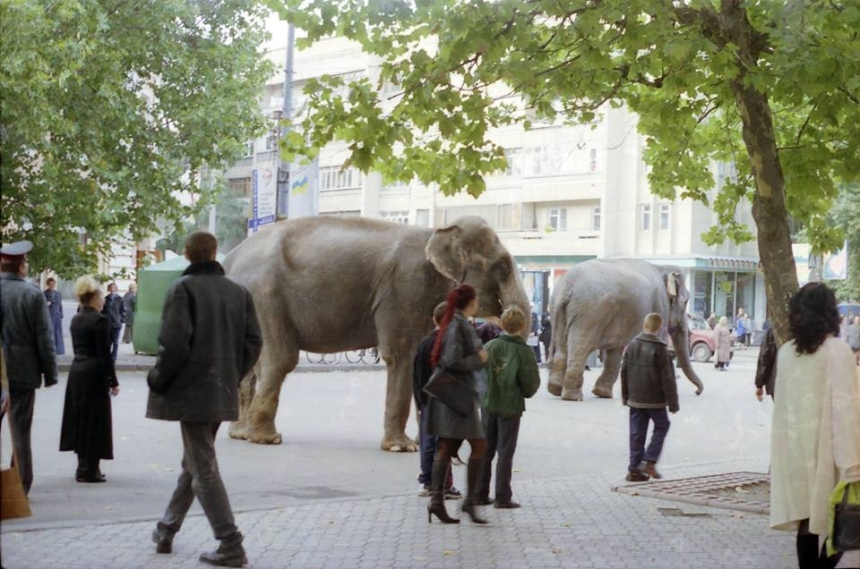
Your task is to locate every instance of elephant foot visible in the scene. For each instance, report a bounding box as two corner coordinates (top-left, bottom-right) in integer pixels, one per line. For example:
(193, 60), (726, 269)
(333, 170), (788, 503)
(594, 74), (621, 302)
(547, 381), (562, 397)
(228, 421), (249, 441)
(591, 387), (613, 399)
(246, 424), (283, 445)
(560, 387), (583, 401)
(380, 432), (418, 452)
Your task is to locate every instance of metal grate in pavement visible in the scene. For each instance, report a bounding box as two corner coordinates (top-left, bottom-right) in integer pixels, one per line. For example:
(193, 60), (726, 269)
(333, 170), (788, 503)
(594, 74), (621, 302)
(612, 471), (770, 514)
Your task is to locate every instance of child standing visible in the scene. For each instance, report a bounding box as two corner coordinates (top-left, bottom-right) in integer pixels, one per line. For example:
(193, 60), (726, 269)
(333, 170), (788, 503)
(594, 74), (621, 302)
(475, 306), (541, 508)
(620, 313), (679, 482)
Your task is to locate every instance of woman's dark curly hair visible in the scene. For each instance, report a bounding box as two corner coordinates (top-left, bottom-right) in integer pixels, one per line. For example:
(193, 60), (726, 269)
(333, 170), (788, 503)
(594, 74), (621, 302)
(789, 282), (840, 355)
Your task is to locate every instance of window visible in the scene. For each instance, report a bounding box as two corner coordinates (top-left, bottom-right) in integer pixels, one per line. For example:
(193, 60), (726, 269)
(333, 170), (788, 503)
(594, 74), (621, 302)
(318, 166), (362, 191)
(243, 141), (254, 157)
(589, 148), (598, 172)
(228, 177), (252, 198)
(415, 209), (430, 227)
(504, 148), (523, 176)
(549, 208), (567, 231)
(591, 207), (601, 231)
(498, 204), (514, 230)
(641, 204), (652, 231)
(381, 211), (409, 224)
(659, 203), (671, 230)
(265, 134), (278, 151)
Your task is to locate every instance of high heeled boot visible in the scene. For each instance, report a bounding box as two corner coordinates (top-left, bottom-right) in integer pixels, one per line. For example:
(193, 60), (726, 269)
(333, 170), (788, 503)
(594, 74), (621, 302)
(461, 458), (488, 524)
(427, 459), (459, 524)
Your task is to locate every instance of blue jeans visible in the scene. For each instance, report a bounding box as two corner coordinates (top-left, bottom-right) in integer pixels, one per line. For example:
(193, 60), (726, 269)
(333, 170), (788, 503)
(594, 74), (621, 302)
(628, 407), (670, 471)
(418, 405), (435, 486)
(110, 326), (121, 361)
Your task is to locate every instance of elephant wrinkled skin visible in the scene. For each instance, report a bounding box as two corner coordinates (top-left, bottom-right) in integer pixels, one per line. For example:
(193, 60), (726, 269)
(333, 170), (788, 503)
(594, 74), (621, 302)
(548, 259), (704, 401)
(223, 216), (530, 450)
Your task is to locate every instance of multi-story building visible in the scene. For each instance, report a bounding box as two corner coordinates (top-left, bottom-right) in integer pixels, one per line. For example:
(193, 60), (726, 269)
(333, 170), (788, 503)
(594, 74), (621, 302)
(221, 24), (765, 327)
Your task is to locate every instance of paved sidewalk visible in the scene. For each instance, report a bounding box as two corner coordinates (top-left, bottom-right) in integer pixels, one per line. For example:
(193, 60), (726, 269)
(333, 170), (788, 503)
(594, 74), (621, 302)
(4, 462), (857, 569)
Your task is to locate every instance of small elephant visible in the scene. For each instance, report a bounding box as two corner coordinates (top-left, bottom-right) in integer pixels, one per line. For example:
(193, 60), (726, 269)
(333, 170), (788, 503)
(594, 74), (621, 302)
(223, 215), (530, 450)
(548, 259), (704, 401)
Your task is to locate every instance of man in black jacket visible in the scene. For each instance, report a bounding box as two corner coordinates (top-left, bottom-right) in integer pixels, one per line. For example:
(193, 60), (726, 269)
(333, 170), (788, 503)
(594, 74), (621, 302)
(620, 313), (679, 482)
(147, 232), (262, 567)
(102, 282), (125, 361)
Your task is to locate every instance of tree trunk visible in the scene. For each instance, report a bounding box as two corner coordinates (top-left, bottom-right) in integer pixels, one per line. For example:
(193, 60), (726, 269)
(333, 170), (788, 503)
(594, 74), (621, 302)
(724, 3), (799, 346)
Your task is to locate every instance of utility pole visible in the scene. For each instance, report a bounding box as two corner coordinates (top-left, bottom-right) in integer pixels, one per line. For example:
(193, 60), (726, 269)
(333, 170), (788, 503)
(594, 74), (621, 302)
(277, 23), (295, 220)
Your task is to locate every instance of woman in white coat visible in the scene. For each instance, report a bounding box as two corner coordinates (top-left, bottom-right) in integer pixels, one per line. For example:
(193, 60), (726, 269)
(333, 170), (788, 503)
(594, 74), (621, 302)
(770, 283), (860, 569)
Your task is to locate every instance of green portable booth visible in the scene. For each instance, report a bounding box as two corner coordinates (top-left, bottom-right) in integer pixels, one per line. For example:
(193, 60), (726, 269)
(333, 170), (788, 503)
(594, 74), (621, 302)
(133, 254), (225, 355)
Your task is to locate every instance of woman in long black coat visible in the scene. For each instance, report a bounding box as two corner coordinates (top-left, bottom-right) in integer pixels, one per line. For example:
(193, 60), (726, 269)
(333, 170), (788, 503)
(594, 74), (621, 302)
(60, 276), (120, 483)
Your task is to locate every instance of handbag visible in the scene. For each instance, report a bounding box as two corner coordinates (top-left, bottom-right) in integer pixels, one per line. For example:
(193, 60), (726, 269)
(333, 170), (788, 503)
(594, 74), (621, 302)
(833, 482), (860, 551)
(423, 367), (476, 417)
(1, 412), (32, 520)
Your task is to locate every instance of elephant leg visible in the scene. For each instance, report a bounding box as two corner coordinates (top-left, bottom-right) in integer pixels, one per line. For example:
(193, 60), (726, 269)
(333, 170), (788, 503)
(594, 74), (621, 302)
(228, 367), (258, 440)
(244, 343), (298, 445)
(561, 332), (590, 402)
(378, 340), (418, 453)
(592, 348), (623, 398)
(547, 338), (567, 397)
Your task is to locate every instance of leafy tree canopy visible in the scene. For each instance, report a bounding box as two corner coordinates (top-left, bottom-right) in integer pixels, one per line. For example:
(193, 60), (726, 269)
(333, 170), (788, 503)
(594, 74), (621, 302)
(0, 0), (273, 277)
(270, 0), (860, 343)
(827, 183), (860, 302)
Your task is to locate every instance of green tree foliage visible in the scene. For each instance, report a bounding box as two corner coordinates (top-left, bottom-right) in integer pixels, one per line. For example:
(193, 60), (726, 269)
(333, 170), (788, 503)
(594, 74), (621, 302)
(826, 184), (860, 302)
(270, 0), (860, 343)
(0, 0), (273, 276)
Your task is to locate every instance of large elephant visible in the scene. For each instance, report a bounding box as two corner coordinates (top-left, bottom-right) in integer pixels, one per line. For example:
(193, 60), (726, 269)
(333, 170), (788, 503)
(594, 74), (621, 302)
(223, 215), (530, 450)
(548, 259), (704, 401)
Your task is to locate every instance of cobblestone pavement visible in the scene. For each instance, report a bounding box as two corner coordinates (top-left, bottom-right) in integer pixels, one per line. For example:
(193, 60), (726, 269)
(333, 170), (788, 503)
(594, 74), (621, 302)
(3, 463), (859, 569)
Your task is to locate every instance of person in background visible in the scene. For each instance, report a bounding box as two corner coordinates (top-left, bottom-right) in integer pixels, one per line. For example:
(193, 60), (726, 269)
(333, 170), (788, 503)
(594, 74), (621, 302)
(102, 282), (125, 361)
(60, 275), (119, 483)
(424, 284), (489, 525)
(147, 231), (262, 567)
(122, 283), (138, 344)
(714, 316), (733, 370)
(735, 308), (748, 349)
(755, 326), (777, 401)
(770, 283), (860, 569)
(847, 315), (860, 365)
(528, 307), (542, 364)
(476, 317), (502, 345)
(621, 313), (679, 482)
(0, 240), (58, 496)
(475, 306), (540, 509)
(539, 313), (552, 363)
(413, 301), (460, 500)
(707, 312), (717, 330)
(43, 277), (65, 355)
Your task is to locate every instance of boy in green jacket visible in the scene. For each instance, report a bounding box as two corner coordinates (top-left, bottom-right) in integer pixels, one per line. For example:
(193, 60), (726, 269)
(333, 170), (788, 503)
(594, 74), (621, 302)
(475, 306), (541, 509)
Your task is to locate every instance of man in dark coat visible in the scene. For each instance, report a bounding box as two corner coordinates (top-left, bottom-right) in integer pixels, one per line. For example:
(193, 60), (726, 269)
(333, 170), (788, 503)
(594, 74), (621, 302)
(539, 314), (552, 362)
(147, 231), (262, 567)
(0, 240), (58, 495)
(620, 313), (679, 482)
(755, 327), (777, 401)
(102, 282), (125, 361)
(121, 283), (137, 344)
(44, 277), (65, 355)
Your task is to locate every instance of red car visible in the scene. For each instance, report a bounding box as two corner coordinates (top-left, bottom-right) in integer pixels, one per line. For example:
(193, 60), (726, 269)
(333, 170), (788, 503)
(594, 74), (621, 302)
(668, 314), (717, 363)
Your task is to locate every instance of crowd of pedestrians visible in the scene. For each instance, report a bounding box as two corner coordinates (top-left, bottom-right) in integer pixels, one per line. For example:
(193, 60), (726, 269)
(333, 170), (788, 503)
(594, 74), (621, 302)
(2, 234), (859, 568)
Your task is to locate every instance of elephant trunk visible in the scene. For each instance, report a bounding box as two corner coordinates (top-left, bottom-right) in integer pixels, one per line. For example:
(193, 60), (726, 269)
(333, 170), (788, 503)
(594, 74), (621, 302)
(499, 279), (531, 340)
(671, 324), (704, 395)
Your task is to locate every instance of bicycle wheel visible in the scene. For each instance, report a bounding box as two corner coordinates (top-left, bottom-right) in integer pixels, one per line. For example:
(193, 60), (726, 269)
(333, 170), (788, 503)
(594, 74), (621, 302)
(305, 351), (325, 364)
(322, 352), (342, 365)
(344, 350), (363, 363)
(366, 347), (381, 364)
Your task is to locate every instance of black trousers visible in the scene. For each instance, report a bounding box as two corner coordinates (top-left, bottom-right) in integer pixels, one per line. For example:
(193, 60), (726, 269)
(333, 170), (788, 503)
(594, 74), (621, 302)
(476, 412), (521, 504)
(796, 519), (842, 569)
(157, 422), (241, 544)
(2, 387), (36, 495)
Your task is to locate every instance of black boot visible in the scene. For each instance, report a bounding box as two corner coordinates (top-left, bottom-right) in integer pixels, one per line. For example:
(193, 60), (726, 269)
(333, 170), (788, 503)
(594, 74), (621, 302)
(199, 533), (248, 567)
(427, 459), (459, 524)
(76, 457), (105, 483)
(461, 458), (488, 524)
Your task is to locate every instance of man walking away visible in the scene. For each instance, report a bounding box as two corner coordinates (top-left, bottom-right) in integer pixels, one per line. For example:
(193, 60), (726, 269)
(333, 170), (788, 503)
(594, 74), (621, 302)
(122, 283), (137, 344)
(147, 232), (262, 567)
(621, 313), (679, 482)
(0, 240), (58, 495)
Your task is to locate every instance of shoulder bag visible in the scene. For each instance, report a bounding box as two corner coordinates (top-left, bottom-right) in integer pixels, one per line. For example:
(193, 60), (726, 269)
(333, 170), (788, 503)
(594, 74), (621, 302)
(423, 367), (476, 417)
(1, 412), (32, 520)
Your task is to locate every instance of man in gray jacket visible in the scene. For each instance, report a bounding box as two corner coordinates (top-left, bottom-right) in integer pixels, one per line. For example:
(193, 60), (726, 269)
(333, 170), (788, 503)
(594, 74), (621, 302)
(0, 240), (58, 496)
(620, 313), (679, 482)
(147, 232), (262, 567)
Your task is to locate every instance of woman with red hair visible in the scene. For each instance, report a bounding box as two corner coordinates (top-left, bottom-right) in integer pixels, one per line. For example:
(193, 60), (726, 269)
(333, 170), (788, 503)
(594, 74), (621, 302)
(425, 284), (489, 524)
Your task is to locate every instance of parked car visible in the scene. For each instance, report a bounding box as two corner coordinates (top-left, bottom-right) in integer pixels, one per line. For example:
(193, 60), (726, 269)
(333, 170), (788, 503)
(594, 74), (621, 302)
(668, 313), (717, 363)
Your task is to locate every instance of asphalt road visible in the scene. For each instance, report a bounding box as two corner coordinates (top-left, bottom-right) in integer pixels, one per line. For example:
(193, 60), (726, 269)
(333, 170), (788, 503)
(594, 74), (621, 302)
(1, 350), (771, 531)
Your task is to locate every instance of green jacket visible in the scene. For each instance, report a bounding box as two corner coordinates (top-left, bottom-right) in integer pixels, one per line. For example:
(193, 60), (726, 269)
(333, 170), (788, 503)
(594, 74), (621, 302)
(482, 334), (541, 418)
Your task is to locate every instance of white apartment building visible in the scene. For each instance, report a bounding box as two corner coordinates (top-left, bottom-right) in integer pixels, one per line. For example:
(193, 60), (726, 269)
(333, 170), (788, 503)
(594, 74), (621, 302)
(223, 23), (765, 328)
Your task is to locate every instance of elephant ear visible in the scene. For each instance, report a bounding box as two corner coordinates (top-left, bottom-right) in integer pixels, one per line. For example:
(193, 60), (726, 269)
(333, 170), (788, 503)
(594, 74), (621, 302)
(426, 225), (466, 282)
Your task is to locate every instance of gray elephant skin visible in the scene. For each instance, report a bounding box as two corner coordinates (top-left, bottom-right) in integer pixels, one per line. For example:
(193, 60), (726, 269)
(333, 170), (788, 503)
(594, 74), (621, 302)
(548, 259), (704, 401)
(223, 215), (530, 450)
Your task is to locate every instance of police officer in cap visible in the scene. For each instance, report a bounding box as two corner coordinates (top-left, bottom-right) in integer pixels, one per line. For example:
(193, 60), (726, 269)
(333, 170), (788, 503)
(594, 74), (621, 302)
(0, 240), (58, 496)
